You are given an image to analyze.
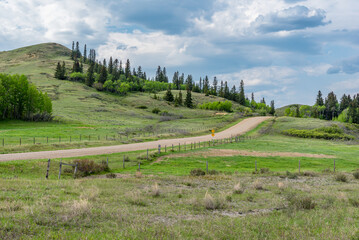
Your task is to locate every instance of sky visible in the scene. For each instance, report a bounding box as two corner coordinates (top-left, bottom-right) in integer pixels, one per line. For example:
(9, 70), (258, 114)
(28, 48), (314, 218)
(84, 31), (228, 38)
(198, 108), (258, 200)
(1, 0), (359, 107)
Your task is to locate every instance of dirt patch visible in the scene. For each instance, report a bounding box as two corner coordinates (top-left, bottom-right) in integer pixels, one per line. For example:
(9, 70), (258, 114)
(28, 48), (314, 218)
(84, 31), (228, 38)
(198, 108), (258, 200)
(215, 112), (227, 116)
(152, 149), (335, 164)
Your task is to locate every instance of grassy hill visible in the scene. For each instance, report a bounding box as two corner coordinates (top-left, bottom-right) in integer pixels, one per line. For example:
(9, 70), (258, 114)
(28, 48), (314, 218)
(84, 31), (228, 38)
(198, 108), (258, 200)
(0, 43), (246, 152)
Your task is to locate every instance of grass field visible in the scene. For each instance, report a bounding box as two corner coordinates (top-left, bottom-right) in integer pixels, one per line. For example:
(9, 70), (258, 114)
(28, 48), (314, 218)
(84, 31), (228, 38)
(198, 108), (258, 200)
(1, 43), (359, 239)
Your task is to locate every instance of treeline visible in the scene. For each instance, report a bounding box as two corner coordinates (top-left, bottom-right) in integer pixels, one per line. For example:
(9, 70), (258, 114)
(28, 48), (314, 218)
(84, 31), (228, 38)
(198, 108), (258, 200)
(54, 41), (275, 114)
(0, 74), (52, 121)
(285, 90), (359, 124)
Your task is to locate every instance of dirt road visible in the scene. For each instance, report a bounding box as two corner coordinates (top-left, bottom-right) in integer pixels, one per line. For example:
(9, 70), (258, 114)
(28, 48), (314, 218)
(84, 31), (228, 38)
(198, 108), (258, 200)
(0, 116), (271, 162)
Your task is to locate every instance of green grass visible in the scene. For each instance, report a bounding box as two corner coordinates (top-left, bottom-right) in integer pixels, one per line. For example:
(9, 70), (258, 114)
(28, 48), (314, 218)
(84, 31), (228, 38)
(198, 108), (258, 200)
(1, 112), (359, 239)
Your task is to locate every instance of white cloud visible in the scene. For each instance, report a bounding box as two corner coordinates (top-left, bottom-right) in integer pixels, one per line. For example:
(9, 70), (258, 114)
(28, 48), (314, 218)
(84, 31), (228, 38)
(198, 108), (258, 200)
(303, 63), (332, 76)
(216, 66), (298, 87)
(0, 0), (110, 49)
(97, 31), (202, 68)
(329, 76), (359, 93)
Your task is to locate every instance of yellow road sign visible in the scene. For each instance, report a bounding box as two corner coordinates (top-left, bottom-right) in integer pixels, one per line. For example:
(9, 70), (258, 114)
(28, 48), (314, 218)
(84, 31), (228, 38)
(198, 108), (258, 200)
(211, 129), (215, 133)
(211, 133), (215, 137)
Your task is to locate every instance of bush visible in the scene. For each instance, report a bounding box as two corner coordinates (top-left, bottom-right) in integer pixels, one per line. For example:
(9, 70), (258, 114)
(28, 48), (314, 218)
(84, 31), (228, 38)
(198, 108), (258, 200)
(137, 105), (148, 109)
(282, 127), (354, 140)
(73, 159), (109, 176)
(335, 173), (348, 182)
(190, 168), (206, 176)
(286, 171), (298, 179)
(152, 108), (161, 114)
(69, 72), (86, 82)
(287, 193), (316, 210)
(353, 171), (359, 179)
(93, 82), (104, 91)
(199, 101), (233, 112)
(106, 173), (116, 178)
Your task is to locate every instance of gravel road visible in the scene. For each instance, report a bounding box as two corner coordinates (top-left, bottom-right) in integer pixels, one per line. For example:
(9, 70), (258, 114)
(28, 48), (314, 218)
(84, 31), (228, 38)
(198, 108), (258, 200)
(0, 116), (271, 162)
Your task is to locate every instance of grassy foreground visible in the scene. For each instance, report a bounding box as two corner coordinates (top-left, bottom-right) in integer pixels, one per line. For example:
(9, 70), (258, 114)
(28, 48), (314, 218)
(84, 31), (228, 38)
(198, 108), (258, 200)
(1, 117), (359, 239)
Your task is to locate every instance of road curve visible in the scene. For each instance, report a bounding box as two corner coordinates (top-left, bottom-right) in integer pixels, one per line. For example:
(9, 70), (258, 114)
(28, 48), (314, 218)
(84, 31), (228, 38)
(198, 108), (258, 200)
(0, 116), (271, 162)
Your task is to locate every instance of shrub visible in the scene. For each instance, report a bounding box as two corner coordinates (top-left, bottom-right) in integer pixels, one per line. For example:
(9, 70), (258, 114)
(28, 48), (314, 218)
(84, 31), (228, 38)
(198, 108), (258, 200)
(260, 168), (269, 174)
(286, 171), (298, 179)
(253, 180), (264, 190)
(152, 108), (161, 114)
(353, 171), (359, 180)
(190, 168), (206, 176)
(73, 159), (109, 176)
(287, 193), (316, 210)
(282, 128), (354, 140)
(208, 170), (219, 175)
(349, 198), (359, 207)
(93, 82), (104, 91)
(137, 105), (148, 109)
(204, 191), (226, 210)
(335, 173), (348, 182)
(106, 173), (116, 179)
(198, 101), (233, 112)
(150, 183), (160, 197)
(69, 72), (86, 82)
(233, 182), (244, 194)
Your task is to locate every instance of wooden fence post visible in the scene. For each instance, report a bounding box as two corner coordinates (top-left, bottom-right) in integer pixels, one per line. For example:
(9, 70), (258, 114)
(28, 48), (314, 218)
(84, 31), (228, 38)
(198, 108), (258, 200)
(74, 163), (78, 178)
(172, 144), (174, 151)
(138, 162), (141, 171)
(58, 159), (62, 180)
(46, 159), (51, 179)
(158, 144), (161, 154)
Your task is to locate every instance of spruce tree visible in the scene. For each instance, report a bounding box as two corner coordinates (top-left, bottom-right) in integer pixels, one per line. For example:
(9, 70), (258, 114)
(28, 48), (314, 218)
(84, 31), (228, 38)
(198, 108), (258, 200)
(185, 88), (193, 108)
(85, 63), (95, 86)
(98, 65), (108, 84)
(204, 76), (209, 95)
(61, 61), (66, 79)
(83, 44), (87, 63)
(55, 62), (62, 79)
(71, 41), (75, 60)
(238, 80), (245, 105)
(164, 85), (174, 102)
(212, 77), (217, 96)
(316, 90), (324, 106)
(178, 90), (183, 105)
(125, 59), (131, 79)
(224, 81), (230, 99)
(219, 81), (224, 97)
(108, 57), (113, 75)
(269, 100), (275, 115)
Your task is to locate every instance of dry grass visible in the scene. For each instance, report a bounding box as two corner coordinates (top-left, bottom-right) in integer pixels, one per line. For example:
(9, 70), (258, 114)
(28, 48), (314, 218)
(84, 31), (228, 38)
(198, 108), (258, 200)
(233, 181), (244, 194)
(150, 183), (161, 197)
(253, 179), (264, 190)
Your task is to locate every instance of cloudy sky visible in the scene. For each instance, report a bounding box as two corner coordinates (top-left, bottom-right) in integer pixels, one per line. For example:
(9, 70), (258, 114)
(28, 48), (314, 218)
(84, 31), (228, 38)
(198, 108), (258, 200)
(1, 0), (359, 106)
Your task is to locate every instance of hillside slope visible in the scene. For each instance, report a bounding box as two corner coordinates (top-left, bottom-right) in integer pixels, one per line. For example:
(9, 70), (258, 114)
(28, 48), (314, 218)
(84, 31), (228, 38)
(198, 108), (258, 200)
(0, 43), (247, 151)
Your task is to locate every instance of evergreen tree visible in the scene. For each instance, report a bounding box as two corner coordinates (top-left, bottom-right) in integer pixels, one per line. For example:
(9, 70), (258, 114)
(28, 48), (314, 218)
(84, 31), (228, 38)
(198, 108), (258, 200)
(269, 100), (275, 115)
(251, 92), (254, 102)
(186, 75), (193, 90)
(72, 60), (81, 73)
(172, 71), (179, 89)
(199, 77), (202, 92)
(85, 63), (95, 86)
(260, 97), (266, 105)
(83, 44), (87, 62)
(163, 67), (168, 82)
(179, 73), (184, 85)
(75, 41), (81, 59)
(340, 94), (351, 112)
(132, 68), (137, 77)
(137, 66), (143, 79)
(113, 59), (120, 80)
(203, 76), (209, 95)
(98, 65), (108, 84)
(108, 57), (113, 75)
(224, 81), (230, 99)
(119, 60), (123, 74)
(125, 59), (131, 79)
(325, 91), (338, 120)
(164, 85), (174, 102)
(316, 90), (324, 106)
(178, 90), (183, 105)
(71, 41), (75, 60)
(230, 85), (236, 101)
(61, 61), (66, 79)
(55, 62), (62, 79)
(238, 80), (245, 105)
(185, 88), (193, 108)
(156, 66), (162, 82)
(212, 77), (218, 96)
(219, 81), (224, 97)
